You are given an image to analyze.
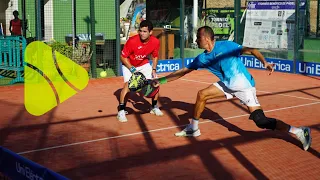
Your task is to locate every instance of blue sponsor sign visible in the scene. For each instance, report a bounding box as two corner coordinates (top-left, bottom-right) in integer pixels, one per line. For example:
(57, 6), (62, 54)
(184, 57), (196, 67)
(247, 0), (305, 10)
(121, 56), (319, 77)
(296, 61), (320, 76)
(150, 59), (182, 73)
(240, 55), (294, 73)
(119, 59), (183, 76)
(0, 146), (68, 180)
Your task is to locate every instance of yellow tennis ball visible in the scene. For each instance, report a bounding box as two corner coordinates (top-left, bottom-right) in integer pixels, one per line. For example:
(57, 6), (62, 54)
(100, 71), (107, 77)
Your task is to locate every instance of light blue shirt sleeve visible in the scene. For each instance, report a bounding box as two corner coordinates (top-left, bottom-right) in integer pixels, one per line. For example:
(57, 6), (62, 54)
(226, 41), (243, 56)
(186, 54), (205, 70)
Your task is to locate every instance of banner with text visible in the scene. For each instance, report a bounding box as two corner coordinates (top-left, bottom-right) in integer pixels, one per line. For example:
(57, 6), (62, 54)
(243, 0), (306, 49)
(0, 146), (68, 180)
(121, 57), (319, 77)
(203, 8), (245, 41)
(151, 57), (319, 77)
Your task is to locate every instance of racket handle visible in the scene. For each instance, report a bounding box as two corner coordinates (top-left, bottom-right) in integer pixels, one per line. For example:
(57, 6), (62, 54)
(145, 79), (151, 85)
(130, 66), (136, 73)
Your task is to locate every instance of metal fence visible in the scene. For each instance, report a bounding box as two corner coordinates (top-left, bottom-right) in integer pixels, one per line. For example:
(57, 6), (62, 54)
(1, 0), (118, 86)
(0, 0), (319, 86)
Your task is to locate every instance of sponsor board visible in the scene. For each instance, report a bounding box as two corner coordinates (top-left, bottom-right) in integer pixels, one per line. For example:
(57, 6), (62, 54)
(0, 146), (68, 180)
(120, 56), (319, 77)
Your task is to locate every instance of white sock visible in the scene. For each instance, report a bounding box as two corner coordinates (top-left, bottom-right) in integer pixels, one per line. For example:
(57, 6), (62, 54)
(289, 126), (301, 135)
(192, 118), (199, 131)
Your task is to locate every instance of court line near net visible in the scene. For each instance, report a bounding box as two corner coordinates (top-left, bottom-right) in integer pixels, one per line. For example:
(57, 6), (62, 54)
(17, 101), (320, 155)
(180, 78), (320, 102)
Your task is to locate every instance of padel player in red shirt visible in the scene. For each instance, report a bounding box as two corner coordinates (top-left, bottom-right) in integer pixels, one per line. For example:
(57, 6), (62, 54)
(117, 20), (163, 122)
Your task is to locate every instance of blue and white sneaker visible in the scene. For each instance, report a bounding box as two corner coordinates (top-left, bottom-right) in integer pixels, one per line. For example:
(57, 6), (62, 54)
(175, 124), (201, 137)
(296, 127), (312, 151)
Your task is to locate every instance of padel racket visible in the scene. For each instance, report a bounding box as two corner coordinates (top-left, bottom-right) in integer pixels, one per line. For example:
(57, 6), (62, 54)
(128, 72), (159, 98)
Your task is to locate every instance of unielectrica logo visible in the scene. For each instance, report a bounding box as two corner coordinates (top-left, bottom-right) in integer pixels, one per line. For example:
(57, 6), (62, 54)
(240, 56), (293, 73)
(157, 62), (180, 72)
(297, 62), (320, 75)
(16, 162), (44, 180)
(150, 60), (182, 73)
(24, 41), (89, 116)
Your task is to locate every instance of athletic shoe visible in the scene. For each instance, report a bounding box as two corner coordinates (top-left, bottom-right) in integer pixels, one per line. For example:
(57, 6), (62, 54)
(296, 127), (312, 151)
(117, 110), (128, 122)
(175, 124), (201, 137)
(150, 106), (164, 116)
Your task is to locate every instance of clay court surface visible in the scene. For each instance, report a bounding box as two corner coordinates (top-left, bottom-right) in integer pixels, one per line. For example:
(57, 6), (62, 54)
(0, 69), (319, 179)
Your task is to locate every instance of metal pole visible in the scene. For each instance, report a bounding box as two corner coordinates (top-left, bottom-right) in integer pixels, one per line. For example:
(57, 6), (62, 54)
(36, 0), (42, 40)
(205, 0), (207, 26)
(116, 0), (121, 76)
(74, 0), (77, 36)
(90, 0), (97, 78)
(294, 0), (301, 74)
(72, 0), (75, 57)
(234, 0), (241, 43)
(22, 0), (26, 37)
(317, 0), (320, 37)
(180, 0), (185, 67)
(192, 0), (198, 44)
(305, 0), (310, 37)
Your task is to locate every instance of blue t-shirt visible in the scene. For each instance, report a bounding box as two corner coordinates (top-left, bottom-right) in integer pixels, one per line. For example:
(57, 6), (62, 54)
(187, 41), (255, 91)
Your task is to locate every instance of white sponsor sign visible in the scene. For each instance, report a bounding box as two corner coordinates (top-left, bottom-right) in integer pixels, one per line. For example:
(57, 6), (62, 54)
(243, 0), (305, 49)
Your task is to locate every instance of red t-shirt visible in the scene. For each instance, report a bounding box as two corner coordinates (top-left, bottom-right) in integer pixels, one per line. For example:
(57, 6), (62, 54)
(10, 19), (22, 35)
(121, 34), (160, 67)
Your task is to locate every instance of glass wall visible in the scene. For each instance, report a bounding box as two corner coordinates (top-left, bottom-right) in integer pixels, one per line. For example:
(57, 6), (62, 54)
(299, 0), (320, 65)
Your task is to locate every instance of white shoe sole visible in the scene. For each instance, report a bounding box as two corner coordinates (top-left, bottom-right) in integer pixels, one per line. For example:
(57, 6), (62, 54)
(175, 129), (201, 137)
(303, 127), (312, 151)
(117, 117), (128, 122)
(150, 110), (163, 116)
(304, 137), (312, 151)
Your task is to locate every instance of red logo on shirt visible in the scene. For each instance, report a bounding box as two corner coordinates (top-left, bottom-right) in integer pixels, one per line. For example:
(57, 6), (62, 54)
(134, 55), (146, 60)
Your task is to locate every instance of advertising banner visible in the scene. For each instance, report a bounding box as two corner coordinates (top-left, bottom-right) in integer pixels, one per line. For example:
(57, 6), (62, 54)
(147, 57), (320, 76)
(120, 0), (146, 40)
(203, 8), (245, 41)
(0, 146), (68, 180)
(243, 0), (306, 49)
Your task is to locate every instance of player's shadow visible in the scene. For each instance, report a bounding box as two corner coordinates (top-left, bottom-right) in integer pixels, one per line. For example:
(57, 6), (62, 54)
(158, 96), (308, 151)
(113, 90), (314, 153)
(114, 88), (154, 114)
(158, 96), (257, 134)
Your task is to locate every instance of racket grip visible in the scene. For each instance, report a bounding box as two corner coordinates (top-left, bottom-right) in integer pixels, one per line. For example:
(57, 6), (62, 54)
(145, 79), (151, 85)
(130, 66), (136, 73)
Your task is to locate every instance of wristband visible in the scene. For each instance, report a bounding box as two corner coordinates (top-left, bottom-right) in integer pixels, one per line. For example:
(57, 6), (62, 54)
(159, 77), (167, 84)
(152, 68), (157, 71)
(129, 66), (136, 73)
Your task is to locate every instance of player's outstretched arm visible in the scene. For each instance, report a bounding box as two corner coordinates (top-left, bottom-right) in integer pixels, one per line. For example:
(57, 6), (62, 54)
(242, 47), (274, 75)
(152, 67), (193, 87)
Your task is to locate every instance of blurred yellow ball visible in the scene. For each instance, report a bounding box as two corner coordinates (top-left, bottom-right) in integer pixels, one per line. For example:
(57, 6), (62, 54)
(100, 71), (107, 77)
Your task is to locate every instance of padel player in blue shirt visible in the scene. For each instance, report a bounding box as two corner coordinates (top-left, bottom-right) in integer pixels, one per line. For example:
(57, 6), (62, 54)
(153, 26), (311, 151)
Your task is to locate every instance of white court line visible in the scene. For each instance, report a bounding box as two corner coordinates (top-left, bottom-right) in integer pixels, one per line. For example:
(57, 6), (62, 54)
(17, 101), (320, 155)
(180, 78), (320, 102)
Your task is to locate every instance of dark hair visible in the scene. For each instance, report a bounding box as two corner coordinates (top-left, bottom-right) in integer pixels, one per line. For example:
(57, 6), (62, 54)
(13, 10), (19, 16)
(198, 26), (215, 40)
(139, 20), (153, 32)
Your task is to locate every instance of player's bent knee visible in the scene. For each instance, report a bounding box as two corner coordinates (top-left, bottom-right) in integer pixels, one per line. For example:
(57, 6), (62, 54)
(197, 90), (206, 100)
(249, 109), (277, 130)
